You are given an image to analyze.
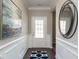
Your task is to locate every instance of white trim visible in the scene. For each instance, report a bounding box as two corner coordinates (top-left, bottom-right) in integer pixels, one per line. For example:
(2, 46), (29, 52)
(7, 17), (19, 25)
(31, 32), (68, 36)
(57, 37), (78, 49)
(0, 36), (26, 50)
(19, 48), (28, 59)
(4, 44), (18, 54)
(28, 7), (51, 10)
(57, 41), (78, 56)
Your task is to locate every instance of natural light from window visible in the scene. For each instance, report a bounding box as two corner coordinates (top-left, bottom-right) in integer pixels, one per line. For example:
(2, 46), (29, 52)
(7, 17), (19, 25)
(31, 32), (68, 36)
(60, 20), (66, 34)
(33, 16), (47, 38)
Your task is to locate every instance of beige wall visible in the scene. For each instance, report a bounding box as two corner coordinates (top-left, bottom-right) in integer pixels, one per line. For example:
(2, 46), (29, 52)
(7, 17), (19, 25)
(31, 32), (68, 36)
(28, 10), (53, 37)
(56, 0), (78, 59)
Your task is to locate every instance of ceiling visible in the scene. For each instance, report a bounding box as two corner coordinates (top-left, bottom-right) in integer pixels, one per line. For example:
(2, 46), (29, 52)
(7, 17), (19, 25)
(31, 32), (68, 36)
(23, 0), (57, 10)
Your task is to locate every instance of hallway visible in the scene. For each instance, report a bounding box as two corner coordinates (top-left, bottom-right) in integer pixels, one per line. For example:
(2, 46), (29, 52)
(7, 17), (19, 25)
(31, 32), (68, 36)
(0, 0), (78, 59)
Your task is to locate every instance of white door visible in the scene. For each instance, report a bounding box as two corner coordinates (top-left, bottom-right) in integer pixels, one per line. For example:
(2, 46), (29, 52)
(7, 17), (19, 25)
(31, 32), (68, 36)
(31, 16), (47, 47)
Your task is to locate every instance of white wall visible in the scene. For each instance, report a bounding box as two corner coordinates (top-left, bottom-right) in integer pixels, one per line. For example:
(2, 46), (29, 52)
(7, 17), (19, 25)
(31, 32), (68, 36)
(0, 36), (27, 59)
(0, 0), (28, 59)
(56, 0), (78, 59)
(27, 9), (53, 48)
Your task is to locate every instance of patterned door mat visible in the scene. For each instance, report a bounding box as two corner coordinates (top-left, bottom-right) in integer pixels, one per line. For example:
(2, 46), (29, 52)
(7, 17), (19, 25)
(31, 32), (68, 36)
(30, 50), (48, 59)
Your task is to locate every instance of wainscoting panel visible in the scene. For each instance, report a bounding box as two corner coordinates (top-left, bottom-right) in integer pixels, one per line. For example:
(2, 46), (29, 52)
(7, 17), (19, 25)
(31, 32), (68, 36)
(0, 36), (28, 59)
(56, 38), (78, 59)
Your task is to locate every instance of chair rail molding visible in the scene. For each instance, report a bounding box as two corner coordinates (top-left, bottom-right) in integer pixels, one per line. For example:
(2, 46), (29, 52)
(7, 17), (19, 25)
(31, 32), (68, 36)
(57, 37), (78, 49)
(0, 35), (27, 50)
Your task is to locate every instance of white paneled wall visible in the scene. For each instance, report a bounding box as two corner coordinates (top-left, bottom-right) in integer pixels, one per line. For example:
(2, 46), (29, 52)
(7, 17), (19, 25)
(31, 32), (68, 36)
(0, 36), (28, 59)
(56, 38), (78, 59)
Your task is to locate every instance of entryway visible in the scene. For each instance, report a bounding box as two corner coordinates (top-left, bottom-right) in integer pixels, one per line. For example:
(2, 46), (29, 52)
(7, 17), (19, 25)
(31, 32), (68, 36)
(23, 48), (55, 59)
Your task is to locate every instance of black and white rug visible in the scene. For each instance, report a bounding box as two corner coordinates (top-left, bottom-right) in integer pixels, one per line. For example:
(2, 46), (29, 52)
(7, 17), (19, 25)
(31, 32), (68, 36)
(30, 50), (48, 59)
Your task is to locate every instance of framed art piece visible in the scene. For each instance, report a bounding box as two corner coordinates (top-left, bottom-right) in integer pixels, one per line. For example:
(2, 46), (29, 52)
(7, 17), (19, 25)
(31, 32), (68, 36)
(0, 0), (22, 39)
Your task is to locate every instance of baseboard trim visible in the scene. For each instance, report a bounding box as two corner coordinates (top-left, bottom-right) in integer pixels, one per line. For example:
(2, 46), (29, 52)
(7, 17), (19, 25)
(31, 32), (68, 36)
(20, 48), (28, 59)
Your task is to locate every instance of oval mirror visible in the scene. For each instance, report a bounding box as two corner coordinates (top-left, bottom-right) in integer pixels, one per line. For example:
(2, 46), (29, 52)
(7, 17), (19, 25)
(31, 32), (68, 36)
(59, 0), (78, 39)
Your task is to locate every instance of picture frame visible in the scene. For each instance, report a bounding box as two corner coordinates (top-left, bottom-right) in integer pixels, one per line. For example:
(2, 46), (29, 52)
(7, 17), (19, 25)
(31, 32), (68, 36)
(0, 0), (22, 39)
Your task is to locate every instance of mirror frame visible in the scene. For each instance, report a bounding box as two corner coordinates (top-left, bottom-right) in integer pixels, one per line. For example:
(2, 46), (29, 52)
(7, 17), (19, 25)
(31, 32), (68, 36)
(59, 0), (78, 39)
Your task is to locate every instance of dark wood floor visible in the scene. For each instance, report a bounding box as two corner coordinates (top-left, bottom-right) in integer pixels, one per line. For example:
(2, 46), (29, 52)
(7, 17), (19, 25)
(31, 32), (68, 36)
(23, 48), (56, 59)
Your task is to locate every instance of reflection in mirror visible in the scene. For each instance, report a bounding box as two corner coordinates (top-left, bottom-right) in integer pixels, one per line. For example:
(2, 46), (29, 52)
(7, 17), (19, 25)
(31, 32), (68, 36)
(59, 0), (78, 39)
(60, 6), (73, 34)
